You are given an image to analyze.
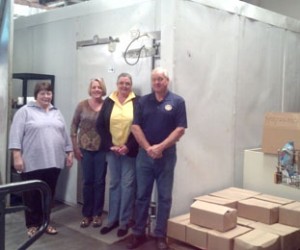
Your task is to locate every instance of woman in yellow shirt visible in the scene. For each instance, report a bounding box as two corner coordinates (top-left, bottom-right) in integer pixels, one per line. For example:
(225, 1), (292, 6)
(96, 73), (138, 237)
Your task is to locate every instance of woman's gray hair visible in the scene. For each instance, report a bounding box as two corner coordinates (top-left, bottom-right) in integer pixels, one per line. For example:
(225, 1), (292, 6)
(117, 73), (133, 85)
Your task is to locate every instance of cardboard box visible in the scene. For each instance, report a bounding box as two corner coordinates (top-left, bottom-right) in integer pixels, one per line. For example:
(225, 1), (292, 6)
(237, 198), (280, 224)
(279, 201), (300, 227)
(234, 229), (280, 250)
(208, 225), (252, 250)
(185, 223), (209, 250)
(211, 187), (260, 201)
(253, 194), (294, 205)
(237, 217), (256, 227)
(167, 213), (190, 242)
(262, 112), (300, 154)
(190, 200), (237, 232)
(250, 222), (300, 250)
(194, 194), (237, 209)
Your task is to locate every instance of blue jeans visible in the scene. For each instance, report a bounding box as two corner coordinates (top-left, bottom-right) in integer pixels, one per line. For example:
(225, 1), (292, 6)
(81, 149), (107, 217)
(106, 151), (136, 229)
(132, 146), (177, 238)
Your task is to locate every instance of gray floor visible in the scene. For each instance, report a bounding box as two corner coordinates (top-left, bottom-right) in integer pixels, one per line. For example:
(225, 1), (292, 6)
(4, 202), (159, 250)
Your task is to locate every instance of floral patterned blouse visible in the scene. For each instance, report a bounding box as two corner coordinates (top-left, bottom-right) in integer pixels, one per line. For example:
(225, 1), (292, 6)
(71, 99), (101, 151)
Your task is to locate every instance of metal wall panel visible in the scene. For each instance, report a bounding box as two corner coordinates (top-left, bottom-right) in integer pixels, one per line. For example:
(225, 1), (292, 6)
(0, 0), (12, 185)
(171, 0), (300, 215)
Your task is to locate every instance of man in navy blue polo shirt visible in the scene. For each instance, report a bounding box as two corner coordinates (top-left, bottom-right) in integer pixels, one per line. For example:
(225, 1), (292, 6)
(128, 67), (187, 249)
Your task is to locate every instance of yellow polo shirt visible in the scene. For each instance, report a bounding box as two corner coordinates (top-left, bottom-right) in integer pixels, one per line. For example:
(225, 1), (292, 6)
(109, 91), (135, 146)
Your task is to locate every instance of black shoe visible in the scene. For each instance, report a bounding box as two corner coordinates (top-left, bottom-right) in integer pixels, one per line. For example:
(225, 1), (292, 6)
(156, 237), (168, 250)
(126, 234), (147, 249)
(117, 227), (128, 237)
(100, 221), (119, 234)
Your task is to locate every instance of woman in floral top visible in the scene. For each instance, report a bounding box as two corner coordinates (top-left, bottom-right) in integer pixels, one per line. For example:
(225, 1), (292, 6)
(71, 78), (107, 228)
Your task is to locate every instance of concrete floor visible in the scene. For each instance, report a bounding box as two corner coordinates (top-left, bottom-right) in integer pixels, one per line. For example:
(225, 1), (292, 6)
(4, 202), (159, 250)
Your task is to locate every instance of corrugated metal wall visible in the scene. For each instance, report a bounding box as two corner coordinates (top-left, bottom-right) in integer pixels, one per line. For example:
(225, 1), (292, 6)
(0, 0), (12, 185)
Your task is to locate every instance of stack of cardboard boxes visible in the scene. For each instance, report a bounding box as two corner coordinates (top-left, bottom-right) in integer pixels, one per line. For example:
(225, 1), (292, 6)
(167, 187), (300, 250)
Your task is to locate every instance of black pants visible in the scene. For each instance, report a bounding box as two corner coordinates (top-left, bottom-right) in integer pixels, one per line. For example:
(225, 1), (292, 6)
(21, 168), (61, 228)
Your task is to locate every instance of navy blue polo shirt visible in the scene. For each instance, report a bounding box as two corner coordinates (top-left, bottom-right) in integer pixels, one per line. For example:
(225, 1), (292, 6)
(133, 91), (187, 145)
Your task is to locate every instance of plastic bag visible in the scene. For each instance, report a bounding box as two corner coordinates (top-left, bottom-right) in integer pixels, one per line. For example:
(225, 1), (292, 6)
(279, 141), (295, 177)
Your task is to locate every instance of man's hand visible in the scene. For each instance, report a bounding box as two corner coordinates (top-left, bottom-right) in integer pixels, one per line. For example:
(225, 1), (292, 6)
(147, 144), (163, 159)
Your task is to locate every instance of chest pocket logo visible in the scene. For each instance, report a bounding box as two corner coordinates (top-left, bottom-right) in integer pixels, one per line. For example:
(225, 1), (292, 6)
(165, 104), (173, 111)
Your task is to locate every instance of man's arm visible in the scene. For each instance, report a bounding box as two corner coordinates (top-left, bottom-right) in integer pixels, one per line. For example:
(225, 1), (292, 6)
(132, 124), (185, 159)
(131, 124), (151, 150)
(150, 127), (185, 157)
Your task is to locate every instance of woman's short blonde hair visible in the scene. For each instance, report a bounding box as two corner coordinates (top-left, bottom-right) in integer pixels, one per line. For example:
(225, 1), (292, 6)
(88, 78), (107, 96)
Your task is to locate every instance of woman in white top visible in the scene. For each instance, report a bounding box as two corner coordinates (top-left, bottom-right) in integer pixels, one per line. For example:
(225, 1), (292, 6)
(9, 82), (73, 238)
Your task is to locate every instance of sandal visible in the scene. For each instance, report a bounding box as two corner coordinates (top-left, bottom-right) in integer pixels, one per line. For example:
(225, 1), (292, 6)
(45, 225), (58, 235)
(80, 217), (92, 228)
(27, 227), (38, 238)
(92, 216), (102, 228)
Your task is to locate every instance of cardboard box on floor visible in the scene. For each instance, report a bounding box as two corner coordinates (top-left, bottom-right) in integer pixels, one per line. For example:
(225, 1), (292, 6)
(167, 213), (190, 242)
(211, 187), (260, 201)
(279, 201), (300, 227)
(262, 112), (300, 154)
(194, 194), (237, 209)
(208, 225), (252, 250)
(190, 200), (237, 232)
(234, 229), (280, 250)
(250, 222), (300, 250)
(185, 223), (210, 250)
(237, 198), (280, 224)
